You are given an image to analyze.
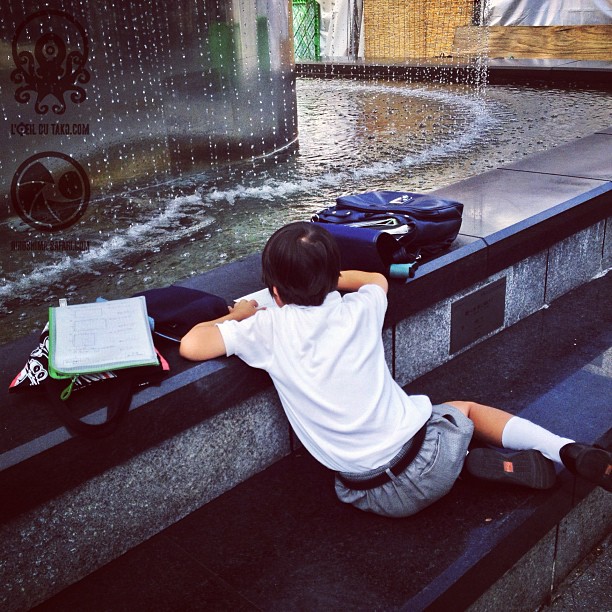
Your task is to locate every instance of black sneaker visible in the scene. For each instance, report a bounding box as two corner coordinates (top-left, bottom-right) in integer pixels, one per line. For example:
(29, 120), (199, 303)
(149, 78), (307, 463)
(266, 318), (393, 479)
(465, 448), (557, 490)
(559, 443), (612, 493)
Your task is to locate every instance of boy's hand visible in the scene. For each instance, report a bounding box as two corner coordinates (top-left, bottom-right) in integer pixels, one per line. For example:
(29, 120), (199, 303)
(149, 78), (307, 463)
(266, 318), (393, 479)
(229, 299), (260, 321)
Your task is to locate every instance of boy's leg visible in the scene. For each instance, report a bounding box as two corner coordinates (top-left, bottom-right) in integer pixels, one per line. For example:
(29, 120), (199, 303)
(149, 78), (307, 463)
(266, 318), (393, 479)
(446, 401), (512, 446)
(446, 400), (611, 492)
(446, 401), (572, 462)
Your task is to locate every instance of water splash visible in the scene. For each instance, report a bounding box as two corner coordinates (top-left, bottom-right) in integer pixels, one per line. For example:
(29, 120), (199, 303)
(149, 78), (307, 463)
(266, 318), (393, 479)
(0, 193), (212, 303)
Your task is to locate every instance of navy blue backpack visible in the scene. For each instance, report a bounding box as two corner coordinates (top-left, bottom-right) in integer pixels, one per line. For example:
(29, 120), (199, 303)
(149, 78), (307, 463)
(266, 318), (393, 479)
(312, 191), (463, 258)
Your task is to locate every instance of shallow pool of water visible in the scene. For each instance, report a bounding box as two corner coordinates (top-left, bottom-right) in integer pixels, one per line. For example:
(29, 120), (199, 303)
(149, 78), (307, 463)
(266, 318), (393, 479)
(1, 78), (611, 345)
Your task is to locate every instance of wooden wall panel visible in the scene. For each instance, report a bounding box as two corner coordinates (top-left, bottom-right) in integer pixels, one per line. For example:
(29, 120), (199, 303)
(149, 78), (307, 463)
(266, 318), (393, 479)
(453, 25), (612, 60)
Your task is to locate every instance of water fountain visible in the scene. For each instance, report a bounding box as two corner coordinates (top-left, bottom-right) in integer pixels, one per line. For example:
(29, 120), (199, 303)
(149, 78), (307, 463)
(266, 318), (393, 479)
(1, 1), (610, 347)
(1, 1), (297, 201)
(1, 0), (296, 339)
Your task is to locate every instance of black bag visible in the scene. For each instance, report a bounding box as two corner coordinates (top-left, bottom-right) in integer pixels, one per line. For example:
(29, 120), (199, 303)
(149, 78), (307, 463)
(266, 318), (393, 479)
(9, 323), (168, 438)
(9, 287), (227, 437)
(134, 285), (229, 342)
(312, 191), (464, 257)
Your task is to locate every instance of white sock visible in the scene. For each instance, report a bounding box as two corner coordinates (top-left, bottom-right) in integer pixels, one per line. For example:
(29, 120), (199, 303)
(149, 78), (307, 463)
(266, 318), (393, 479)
(501, 416), (574, 464)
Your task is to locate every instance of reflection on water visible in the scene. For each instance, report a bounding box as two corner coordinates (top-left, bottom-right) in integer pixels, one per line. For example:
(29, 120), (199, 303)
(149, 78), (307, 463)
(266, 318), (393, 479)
(1, 78), (611, 345)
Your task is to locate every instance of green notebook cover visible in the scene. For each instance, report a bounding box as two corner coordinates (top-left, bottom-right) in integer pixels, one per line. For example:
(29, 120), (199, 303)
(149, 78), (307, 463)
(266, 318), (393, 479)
(48, 296), (158, 379)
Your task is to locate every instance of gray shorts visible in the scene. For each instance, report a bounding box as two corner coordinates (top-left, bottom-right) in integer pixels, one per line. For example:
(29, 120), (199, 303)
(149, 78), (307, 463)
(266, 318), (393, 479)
(335, 404), (474, 518)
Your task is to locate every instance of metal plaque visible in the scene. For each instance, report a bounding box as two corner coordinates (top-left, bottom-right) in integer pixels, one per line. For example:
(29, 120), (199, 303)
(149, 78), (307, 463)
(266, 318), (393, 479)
(450, 277), (507, 354)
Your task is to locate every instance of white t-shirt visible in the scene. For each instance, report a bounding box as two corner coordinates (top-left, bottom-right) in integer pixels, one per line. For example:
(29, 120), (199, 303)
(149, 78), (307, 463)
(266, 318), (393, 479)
(218, 284), (432, 472)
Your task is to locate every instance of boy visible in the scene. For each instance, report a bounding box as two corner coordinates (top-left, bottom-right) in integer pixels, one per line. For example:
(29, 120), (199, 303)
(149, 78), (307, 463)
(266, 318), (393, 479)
(180, 222), (611, 517)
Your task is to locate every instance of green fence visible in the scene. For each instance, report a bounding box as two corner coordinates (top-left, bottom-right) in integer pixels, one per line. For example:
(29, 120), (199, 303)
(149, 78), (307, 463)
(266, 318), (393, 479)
(292, 0), (321, 61)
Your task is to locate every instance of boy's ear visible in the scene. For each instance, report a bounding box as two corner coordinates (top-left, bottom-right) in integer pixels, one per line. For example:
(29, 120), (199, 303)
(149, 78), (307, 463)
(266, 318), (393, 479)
(272, 286), (284, 307)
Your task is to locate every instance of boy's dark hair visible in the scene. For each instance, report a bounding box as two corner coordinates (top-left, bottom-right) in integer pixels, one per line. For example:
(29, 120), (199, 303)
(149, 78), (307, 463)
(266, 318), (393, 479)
(262, 222), (341, 306)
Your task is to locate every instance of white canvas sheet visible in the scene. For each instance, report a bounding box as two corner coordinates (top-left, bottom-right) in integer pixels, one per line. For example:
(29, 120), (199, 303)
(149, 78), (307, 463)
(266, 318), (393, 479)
(485, 0), (612, 26)
(319, 0), (365, 58)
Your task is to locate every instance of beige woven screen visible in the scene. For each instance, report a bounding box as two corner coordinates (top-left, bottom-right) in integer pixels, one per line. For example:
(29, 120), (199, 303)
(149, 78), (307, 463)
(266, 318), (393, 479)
(364, 0), (475, 60)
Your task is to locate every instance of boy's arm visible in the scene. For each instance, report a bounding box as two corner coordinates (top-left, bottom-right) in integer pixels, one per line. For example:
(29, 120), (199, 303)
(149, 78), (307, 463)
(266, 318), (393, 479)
(179, 299), (259, 361)
(338, 270), (389, 294)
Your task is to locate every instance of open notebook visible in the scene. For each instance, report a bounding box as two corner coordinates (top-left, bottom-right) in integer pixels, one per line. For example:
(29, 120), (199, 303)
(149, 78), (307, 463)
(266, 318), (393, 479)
(48, 296), (158, 379)
(235, 288), (278, 310)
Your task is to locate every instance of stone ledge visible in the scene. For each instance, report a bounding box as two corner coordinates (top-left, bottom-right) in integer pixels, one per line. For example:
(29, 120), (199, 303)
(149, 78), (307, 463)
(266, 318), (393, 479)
(295, 60), (612, 88)
(466, 487), (611, 612)
(2, 213), (608, 524)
